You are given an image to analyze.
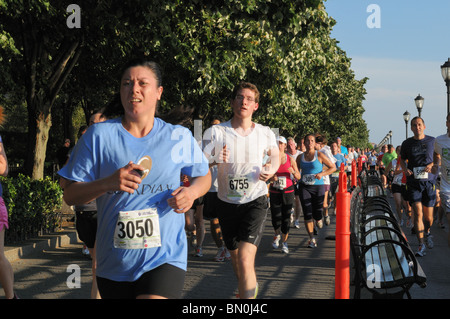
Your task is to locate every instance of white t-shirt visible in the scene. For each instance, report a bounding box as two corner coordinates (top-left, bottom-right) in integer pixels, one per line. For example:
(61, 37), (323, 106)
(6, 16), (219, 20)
(319, 145), (336, 185)
(435, 133), (450, 192)
(204, 120), (277, 204)
(287, 150), (302, 161)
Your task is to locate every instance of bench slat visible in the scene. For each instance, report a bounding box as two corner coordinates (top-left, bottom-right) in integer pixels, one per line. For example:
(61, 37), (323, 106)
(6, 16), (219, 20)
(383, 241), (404, 282)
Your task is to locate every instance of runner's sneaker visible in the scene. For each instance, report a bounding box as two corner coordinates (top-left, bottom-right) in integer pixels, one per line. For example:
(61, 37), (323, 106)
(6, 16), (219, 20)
(415, 243), (426, 257)
(294, 220), (300, 229)
(316, 219), (323, 229)
(307, 238), (317, 248)
(82, 245), (90, 256)
(194, 246), (203, 257)
(406, 218), (413, 228)
(324, 215), (331, 226)
(281, 242), (289, 254)
(426, 233), (434, 249)
(272, 234), (281, 249)
(214, 246), (231, 262)
(214, 247), (226, 262)
(190, 234), (197, 248)
(224, 247), (231, 260)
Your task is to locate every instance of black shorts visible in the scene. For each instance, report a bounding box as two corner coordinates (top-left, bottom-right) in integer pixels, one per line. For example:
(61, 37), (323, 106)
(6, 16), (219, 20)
(294, 182), (301, 196)
(298, 184), (325, 221)
(330, 177), (339, 196)
(96, 264), (185, 299)
(401, 184), (409, 201)
(217, 195), (268, 251)
(190, 196), (204, 210)
(203, 192), (220, 220)
(391, 183), (402, 194)
(269, 185), (295, 207)
(75, 211), (97, 249)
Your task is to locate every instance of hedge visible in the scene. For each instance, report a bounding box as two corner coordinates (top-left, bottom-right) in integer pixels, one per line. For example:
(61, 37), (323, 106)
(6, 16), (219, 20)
(1, 174), (63, 244)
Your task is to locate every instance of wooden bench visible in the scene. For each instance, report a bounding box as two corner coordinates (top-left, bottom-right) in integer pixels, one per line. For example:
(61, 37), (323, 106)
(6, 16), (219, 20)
(350, 171), (427, 298)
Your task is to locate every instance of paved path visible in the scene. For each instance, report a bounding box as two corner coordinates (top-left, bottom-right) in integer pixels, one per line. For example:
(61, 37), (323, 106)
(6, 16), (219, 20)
(2, 194), (450, 300)
(183, 212), (336, 299)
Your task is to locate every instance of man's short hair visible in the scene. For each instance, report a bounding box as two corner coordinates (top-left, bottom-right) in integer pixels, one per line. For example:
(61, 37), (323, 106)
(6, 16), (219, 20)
(231, 82), (260, 103)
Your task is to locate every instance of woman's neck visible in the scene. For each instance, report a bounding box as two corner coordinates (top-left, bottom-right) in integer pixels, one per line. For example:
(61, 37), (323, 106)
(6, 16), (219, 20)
(122, 115), (155, 138)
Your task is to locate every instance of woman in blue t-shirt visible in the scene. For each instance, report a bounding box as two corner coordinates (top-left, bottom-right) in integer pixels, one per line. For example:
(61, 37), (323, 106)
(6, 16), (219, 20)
(59, 59), (211, 299)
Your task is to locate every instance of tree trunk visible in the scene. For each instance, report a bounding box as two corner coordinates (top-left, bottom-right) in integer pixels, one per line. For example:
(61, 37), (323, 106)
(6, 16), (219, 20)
(31, 112), (52, 180)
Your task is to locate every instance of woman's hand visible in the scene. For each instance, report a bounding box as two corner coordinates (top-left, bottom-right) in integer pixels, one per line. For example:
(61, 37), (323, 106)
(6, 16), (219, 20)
(108, 161), (145, 194)
(167, 186), (197, 214)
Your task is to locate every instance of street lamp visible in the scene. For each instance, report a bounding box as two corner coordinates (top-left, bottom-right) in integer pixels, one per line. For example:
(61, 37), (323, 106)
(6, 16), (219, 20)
(441, 58), (450, 115)
(415, 94), (424, 117)
(403, 110), (410, 139)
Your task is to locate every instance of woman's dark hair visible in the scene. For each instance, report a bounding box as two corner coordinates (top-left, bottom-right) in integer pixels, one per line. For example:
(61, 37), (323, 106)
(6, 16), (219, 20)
(103, 59), (193, 127)
(120, 58), (163, 87)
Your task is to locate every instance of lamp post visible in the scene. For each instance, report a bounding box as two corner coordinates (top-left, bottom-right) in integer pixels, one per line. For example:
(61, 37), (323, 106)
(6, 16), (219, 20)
(415, 94), (424, 117)
(403, 110), (410, 139)
(441, 58), (450, 115)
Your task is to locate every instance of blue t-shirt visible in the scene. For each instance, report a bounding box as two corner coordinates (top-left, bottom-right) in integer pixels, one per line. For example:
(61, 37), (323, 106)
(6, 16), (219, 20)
(400, 135), (435, 183)
(58, 117), (209, 282)
(333, 153), (347, 171)
(340, 145), (348, 156)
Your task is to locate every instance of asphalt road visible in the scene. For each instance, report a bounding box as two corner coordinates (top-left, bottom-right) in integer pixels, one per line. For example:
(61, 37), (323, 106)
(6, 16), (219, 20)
(2, 194), (450, 300)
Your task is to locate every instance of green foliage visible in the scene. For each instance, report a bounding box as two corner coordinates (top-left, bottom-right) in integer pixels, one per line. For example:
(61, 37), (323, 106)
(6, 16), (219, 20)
(0, 0), (370, 178)
(96, 0), (369, 143)
(1, 174), (63, 243)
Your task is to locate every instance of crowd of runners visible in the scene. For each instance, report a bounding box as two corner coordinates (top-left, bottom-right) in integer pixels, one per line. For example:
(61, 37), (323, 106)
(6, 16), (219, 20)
(1, 58), (450, 300)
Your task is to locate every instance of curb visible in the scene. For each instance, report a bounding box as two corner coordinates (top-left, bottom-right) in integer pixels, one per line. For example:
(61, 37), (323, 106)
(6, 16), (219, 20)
(4, 227), (81, 263)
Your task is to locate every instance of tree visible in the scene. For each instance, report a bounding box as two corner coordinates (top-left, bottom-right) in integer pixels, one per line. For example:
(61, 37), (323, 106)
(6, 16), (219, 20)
(0, 1), (84, 179)
(0, 0), (369, 179)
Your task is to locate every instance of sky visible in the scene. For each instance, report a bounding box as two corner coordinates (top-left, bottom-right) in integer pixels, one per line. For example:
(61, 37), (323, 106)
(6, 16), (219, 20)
(325, 0), (450, 147)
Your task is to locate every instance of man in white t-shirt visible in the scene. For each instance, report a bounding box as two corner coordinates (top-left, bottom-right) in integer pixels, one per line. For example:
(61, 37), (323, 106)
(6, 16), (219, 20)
(433, 113), (450, 247)
(204, 82), (279, 299)
(286, 137), (302, 160)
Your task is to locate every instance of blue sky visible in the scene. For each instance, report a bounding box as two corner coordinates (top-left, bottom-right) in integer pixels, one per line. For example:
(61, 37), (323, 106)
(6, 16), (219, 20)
(325, 0), (450, 147)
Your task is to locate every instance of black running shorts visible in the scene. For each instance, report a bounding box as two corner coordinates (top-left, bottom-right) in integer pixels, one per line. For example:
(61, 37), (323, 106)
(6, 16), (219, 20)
(96, 263), (185, 299)
(216, 195), (268, 251)
(75, 211), (97, 249)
